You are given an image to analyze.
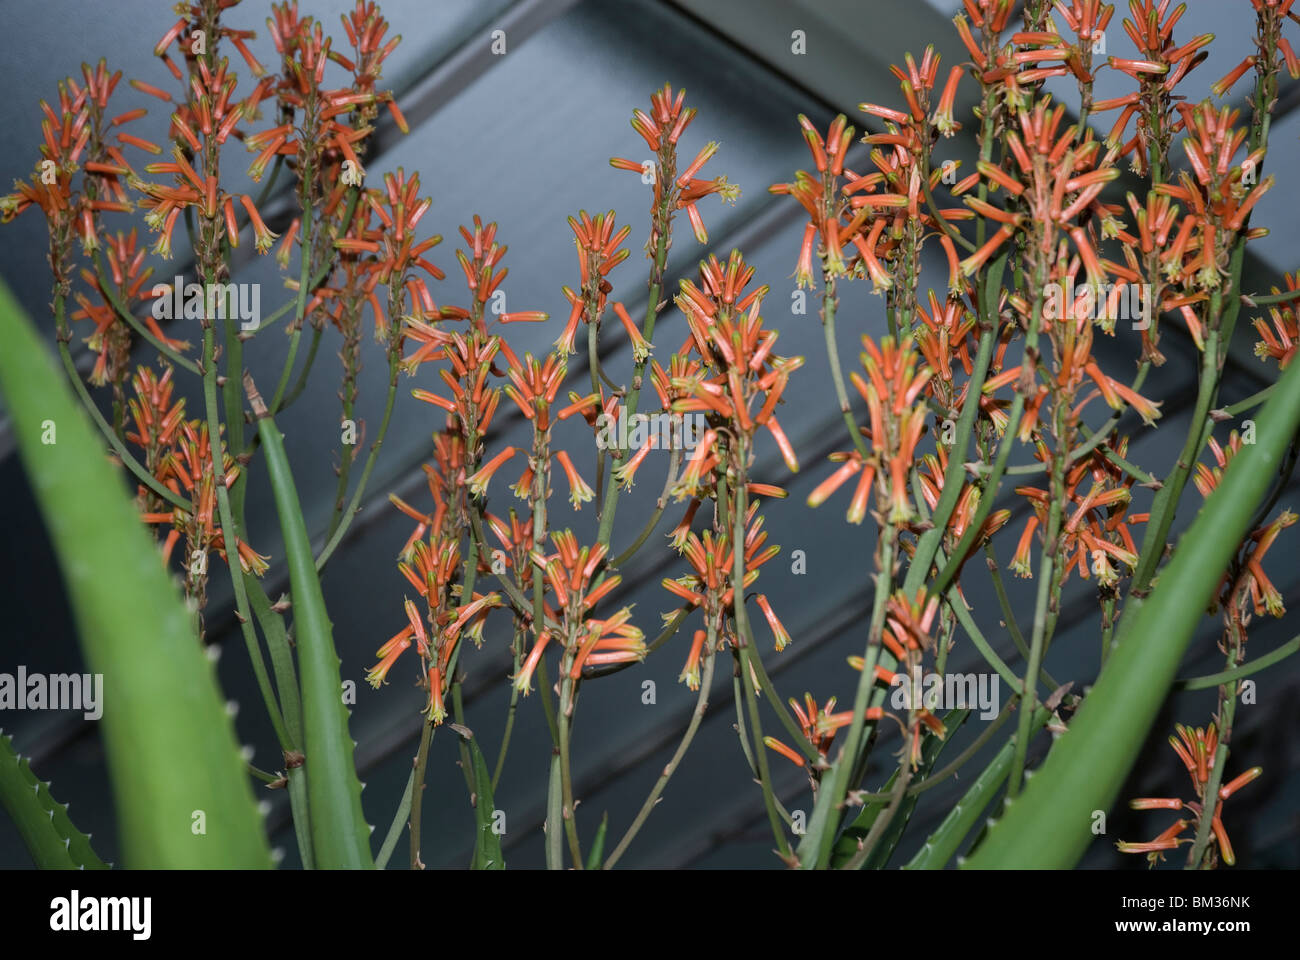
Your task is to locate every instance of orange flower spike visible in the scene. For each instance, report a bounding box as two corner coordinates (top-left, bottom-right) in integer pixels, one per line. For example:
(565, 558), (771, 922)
(1010, 515), (1040, 578)
(960, 225), (1015, 277)
(1167, 727), (1198, 783)
(796, 114), (828, 172)
(613, 301), (651, 363)
(916, 709), (946, 738)
(846, 461), (877, 526)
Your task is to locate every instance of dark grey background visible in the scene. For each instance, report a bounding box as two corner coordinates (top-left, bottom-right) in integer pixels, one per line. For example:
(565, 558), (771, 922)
(1, 0), (1297, 869)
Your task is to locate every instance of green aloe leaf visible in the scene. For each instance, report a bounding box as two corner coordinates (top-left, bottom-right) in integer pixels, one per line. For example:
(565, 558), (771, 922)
(904, 706), (1052, 869)
(0, 732), (109, 869)
(0, 279), (270, 868)
(965, 356), (1300, 869)
(585, 813), (608, 871)
(465, 733), (504, 870)
(833, 710), (968, 869)
(247, 376), (374, 868)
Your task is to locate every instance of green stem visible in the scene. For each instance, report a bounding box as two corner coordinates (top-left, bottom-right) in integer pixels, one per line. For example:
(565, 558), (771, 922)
(984, 542), (1027, 652)
(557, 668), (584, 868)
(1129, 329), (1220, 595)
(376, 769), (413, 869)
(604, 649), (715, 868)
(1175, 635), (1300, 690)
(314, 352), (399, 572)
(609, 444), (682, 568)
(838, 737), (914, 870)
(450, 679), (476, 799)
(798, 531), (896, 869)
(54, 331), (190, 511)
(745, 643), (820, 763)
(279, 322), (325, 412)
(904, 319), (999, 595)
(409, 719), (434, 870)
(491, 623), (525, 791)
(244, 575), (313, 868)
(1219, 383), (1274, 418)
(927, 261), (1041, 599)
(821, 276), (870, 458)
(903, 705), (1053, 869)
(945, 585), (1026, 696)
(729, 466), (792, 860)
(1009, 399), (1069, 798)
(270, 208), (315, 414)
(202, 326), (290, 751)
(595, 201), (672, 550)
(1247, 288), (1300, 306)
(856, 699), (1016, 802)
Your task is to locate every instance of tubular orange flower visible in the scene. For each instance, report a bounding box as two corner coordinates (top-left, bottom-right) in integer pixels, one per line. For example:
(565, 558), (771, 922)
(239, 194), (278, 254)
(763, 736), (806, 768)
(754, 594), (791, 651)
(679, 629), (707, 690)
(554, 449), (594, 510)
(467, 446), (517, 498)
(366, 626), (413, 688)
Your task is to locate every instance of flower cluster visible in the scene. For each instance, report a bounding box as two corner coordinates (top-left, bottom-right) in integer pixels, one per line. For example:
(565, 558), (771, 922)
(555, 209), (632, 355)
(774, 95), (966, 299)
(1251, 274), (1300, 368)
(671, 249), (802, 480)
(808, 335), (930, 526)
(254, 1), (405, 189)
(1118, 723), (1261, 867)
(515, 533), (644, 693)
(610, 84), (739, 248)
(371, 431), (501, 723)
(665, 501), (788, 686)
(763, 694), (883, 770)
(1010, 439), (1147, 588)
(128, 364), (269, 620)
(1194, 433), (1295, 621)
